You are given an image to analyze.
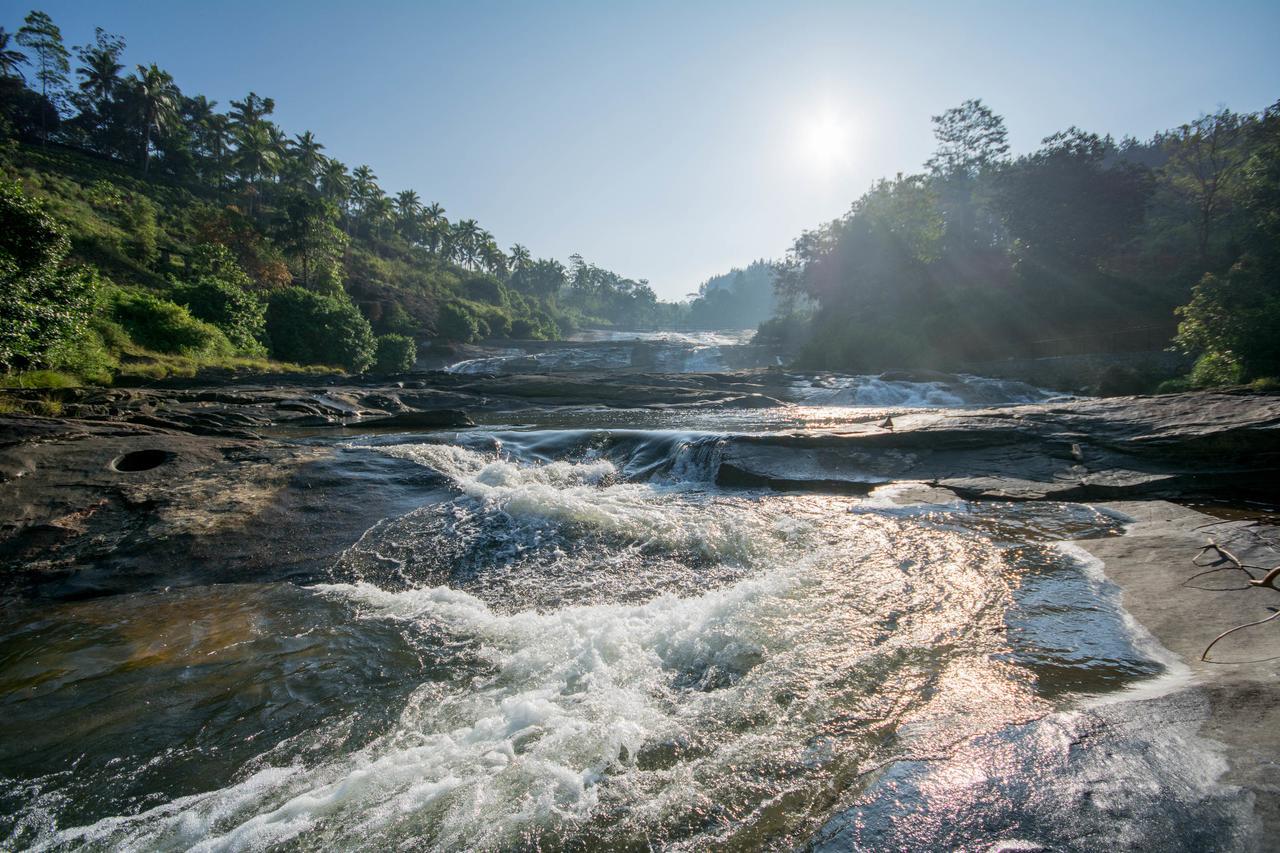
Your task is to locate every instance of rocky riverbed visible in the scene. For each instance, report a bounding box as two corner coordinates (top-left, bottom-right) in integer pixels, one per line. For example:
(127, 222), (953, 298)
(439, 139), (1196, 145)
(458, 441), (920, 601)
(2, 374), (1278, 848)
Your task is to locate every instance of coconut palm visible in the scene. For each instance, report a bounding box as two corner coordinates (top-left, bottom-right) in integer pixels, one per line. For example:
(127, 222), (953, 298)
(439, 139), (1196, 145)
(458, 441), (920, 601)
(364, 195), (394, 239)
(233, 120), (282, 213)
(508, 243), (532, 270)
(481, 238), (508, 276)
(133, 63), (179, 174)
(228, 91), (274, 127)
(320, 158), (351, 204)
(350, 165), (381, 215)
(453, 219), (481, 268)
(291, 131), (325, 179)
(76, 38), (122, 110)
(424, 214), (450, 255)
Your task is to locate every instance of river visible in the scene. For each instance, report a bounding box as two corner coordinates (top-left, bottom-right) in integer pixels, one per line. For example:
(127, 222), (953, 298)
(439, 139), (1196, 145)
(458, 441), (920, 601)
(0, 336), (1238, 850)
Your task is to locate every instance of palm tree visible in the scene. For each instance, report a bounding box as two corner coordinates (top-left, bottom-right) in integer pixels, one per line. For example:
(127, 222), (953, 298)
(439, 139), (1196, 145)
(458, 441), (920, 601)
(453, 219), (481, 268)
(291, 130), (325, 179)
(508, 243), (531, 270)
(350, 165), (380, 214)
(133, 63), (179, 174)
(76, 36), (122, 109)
(424, 214), (450, 256)
(481, 238), (508, 276)
(228, 91), (274, 127)
(364, 195), (394, 239)
(0, 29), (27, 80)
(394, 189), (421, 220)
(196, 107), (232, 187)
(320, 158), (350, 203)
(233, 121), (281, 214)
(394, 189), (422, 240)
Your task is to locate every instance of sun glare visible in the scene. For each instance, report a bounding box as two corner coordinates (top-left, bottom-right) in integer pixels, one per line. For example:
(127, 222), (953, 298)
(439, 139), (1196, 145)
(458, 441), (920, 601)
(796, 107), (854, 172)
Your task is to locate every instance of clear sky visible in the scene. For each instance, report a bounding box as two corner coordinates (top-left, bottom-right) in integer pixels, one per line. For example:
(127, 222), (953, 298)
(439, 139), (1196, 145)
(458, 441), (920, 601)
(10, 1), (1280, 299)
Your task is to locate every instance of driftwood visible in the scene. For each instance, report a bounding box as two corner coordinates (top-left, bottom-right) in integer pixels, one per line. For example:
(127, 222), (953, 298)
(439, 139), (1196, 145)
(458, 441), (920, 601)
(1192, 533), (1280, 662)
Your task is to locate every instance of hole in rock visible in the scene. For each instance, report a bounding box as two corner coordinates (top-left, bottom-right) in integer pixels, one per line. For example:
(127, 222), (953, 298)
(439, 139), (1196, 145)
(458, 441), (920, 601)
(111, 449), (172, 472)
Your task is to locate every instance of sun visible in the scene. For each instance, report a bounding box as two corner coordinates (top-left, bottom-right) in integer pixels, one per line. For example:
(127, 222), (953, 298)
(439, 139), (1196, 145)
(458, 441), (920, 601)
(796, 108), (853, 172)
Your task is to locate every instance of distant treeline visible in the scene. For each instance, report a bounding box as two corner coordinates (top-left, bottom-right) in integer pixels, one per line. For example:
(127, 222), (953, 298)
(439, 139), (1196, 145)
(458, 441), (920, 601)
(0, 9), (693, 384)
(762, 98), (1280, 387)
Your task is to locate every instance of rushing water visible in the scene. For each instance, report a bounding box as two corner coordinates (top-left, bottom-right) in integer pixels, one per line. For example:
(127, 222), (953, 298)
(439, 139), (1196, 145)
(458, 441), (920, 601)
(1, 370), (1200, 851)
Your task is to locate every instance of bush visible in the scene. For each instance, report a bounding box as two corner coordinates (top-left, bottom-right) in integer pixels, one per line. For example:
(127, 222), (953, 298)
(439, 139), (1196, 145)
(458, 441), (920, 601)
(46, 321), (118, 384)
(1175, 256), (1280, 382)
(373, 334), (416, 373)
(1096, 365), (1149, 396)
(0, 179), (96, 371)
(170, 276), (266, 354)
(435, 302), (481, 343)
(107, 287), (236, 358)
(1189, 352), (1245, 387)
(463, 274), (506, 306)
(266, 287), (375, 372)
(1155, 377), (1193, 394)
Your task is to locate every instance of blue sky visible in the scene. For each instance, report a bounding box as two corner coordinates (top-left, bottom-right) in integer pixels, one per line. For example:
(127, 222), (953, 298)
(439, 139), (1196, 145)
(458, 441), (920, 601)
(10, 0), (1280, 299)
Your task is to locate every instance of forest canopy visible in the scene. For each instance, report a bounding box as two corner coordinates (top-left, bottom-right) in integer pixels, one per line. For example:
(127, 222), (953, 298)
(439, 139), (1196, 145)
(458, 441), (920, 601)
(763, 97), (1280, 386)
(0, 8), (707, 383)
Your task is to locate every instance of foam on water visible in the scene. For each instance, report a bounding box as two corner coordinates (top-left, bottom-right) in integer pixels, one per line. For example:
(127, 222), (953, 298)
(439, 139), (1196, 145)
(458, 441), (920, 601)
(13, 439), (1187, 851)
(790, 373), (1061, 407)
(34, 446), (1071, 849)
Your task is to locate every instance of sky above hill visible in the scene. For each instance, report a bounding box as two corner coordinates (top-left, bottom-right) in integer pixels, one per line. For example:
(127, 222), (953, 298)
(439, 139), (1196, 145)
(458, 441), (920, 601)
(19, 0), (1280, 299)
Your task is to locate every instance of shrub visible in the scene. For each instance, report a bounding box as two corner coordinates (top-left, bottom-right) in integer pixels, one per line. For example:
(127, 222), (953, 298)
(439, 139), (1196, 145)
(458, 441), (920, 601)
(435, 302), (481, 343)
(170, 276), (266, 354)
(108, 287), (236, 358)
(1189, 352), (1245, 387)
(266, 287), (375, 372)
(1096, 365), (1149, 396)
(463, 274), (506, 306)
(1175, 256), (1280, 382)
(373, 334), (417, 373)
(0, 179), (97, 371)
(376, 302), (419, 336)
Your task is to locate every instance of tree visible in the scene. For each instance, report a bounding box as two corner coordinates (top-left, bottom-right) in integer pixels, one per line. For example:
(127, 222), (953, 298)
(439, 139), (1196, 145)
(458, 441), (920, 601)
(233, 121), (281, 213)
(169, 245), (266, 353)
(228, 91), (274, 126)
(925, 98), (1009, 177)
(133, 63), (180, 173)
(0, 180), (96, 371)
(290, 130), (325, 184)
(16, 11), (70, 141)
(508, 243), (531, 270)
(272, 189), (345, 290)
(73, 28), (125, 152)
(373, 333), (416, 373)
(394, 188), (421, 239)
(320, 158), (351, 205)
(0, 27), (28, 80)
(266, 287), (375, 371)
(1160, 109), (1251, 268)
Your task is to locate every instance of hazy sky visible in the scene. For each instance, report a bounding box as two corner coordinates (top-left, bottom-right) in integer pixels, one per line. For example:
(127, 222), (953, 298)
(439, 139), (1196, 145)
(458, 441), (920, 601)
(14, 1), (1280, 299)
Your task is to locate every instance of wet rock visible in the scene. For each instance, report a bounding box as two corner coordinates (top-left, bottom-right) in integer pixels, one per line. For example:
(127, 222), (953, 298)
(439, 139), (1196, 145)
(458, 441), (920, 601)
(359, 409), (473, 429)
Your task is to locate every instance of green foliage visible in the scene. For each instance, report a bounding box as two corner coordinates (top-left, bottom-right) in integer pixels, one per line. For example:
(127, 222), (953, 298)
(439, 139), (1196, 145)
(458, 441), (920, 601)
(0, 178), (96, 371)
(119, 193), (159, 264)
(169, 276), (266, 353)
(169, 244), (266, 353)
(434, 301), (481, 343)
(1175, 256), (1280, 383)
(0, 369), (78, 389)
(266, 286), (375, 372)
(106, 286), (235, 357)
(1189, 352), (1245, 387)
(373, 333), (416, 373)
